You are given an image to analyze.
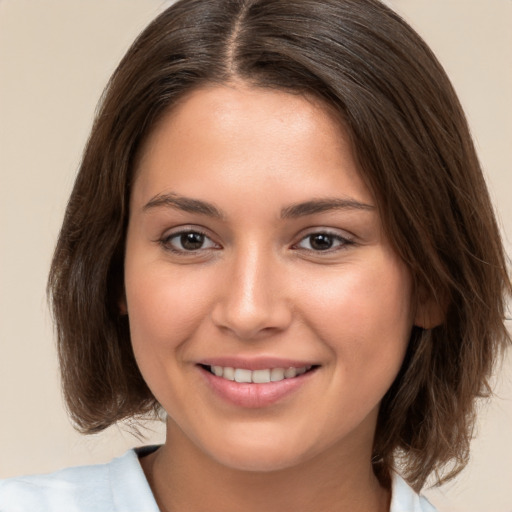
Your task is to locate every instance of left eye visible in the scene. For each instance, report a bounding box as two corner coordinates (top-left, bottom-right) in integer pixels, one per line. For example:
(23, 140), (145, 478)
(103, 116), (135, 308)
(161, 231), (218, 252)
(295, 232), (351, 251)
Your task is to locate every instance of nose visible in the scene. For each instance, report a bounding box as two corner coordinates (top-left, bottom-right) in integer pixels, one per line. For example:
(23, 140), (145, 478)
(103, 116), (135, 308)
(211, 243), (293, 340)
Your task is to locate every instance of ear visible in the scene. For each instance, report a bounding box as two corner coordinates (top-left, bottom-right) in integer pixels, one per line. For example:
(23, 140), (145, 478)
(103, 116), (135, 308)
(414, 291), (445, 329)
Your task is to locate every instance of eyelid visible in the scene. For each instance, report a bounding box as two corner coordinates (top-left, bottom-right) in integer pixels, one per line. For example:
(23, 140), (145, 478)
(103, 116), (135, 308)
(155, 225), (355, 255)
(157, 226), (221, 254)
(292, 228), (356, 252)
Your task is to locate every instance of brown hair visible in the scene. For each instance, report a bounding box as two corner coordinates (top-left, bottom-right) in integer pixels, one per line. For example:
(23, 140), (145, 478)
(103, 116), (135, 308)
(48, 0), (510, 490)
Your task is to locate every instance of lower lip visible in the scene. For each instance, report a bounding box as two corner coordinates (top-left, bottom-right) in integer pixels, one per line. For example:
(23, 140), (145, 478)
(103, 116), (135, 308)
(199, 367), (316, 408)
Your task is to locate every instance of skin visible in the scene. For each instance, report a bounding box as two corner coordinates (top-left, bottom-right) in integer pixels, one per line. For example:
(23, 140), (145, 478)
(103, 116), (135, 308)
(123, 83), (424, 512)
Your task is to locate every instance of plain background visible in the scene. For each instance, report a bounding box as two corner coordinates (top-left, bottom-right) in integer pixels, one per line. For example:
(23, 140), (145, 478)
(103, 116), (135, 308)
(0, 1), (511, 511)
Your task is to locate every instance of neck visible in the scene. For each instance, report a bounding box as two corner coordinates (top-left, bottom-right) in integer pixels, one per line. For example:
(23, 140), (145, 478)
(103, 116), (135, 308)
(141, 422), (390, 512)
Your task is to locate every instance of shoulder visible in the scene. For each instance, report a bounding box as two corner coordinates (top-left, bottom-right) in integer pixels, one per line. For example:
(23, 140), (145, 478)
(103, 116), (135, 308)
(0, 461), (111, 512)
(390, 473), (439, 512)
(0, 448), (160, 512)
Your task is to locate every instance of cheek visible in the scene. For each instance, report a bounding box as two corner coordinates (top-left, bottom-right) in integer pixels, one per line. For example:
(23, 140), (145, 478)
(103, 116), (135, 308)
(124, 256), (216, 358)
(297, 251), (413, 374)
(124, 263), (219, 414)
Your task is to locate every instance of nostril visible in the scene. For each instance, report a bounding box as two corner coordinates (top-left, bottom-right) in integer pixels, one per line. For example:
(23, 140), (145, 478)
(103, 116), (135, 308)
(211, 300), (293, 340)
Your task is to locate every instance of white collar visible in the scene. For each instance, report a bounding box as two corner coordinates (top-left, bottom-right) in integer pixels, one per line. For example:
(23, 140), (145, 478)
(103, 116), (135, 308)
(390, 472), (438, 512)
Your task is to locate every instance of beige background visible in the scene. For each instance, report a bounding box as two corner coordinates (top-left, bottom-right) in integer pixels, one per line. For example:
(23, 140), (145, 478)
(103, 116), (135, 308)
(0, 1), (511, 511)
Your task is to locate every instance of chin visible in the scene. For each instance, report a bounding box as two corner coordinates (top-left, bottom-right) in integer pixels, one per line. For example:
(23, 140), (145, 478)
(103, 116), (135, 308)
(200, 430), (317, 473)
(213, 447), (306, 473)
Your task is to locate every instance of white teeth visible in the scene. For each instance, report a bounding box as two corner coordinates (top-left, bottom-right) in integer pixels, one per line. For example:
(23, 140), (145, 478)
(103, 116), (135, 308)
(284, 367), (297, 378)
(223, 367), (235, 381)
(234, 368), (252, 383)
(208, 365), (313, 383)
(212, 365), (223, 377)
(270, 368), (285, 381)
(252, 369), (271, 383)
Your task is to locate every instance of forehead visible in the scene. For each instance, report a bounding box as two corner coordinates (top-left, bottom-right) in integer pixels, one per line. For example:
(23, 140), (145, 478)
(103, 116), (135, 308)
(132, 83), (373, 210)
(138, 83), (348, 162)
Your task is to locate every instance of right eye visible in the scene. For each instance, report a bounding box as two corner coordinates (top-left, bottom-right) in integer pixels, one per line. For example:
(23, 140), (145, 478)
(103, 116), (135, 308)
(160, 230), (219, 253)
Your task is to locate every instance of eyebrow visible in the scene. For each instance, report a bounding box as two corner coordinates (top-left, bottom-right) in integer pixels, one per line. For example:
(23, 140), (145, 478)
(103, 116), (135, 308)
(143, 193), (225, 219)
(143, 193), (374, 219)
(280, 197), (375, 218)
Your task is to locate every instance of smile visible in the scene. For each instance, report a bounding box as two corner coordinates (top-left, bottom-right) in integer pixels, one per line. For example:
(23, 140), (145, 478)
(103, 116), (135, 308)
(199, 362), (318, 408)
(205, 365), (314, 383)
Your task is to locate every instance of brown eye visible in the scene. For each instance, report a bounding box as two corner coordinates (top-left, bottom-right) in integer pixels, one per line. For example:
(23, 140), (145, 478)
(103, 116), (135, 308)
(180, 232), (205, 250)
(161, 230), (218, 253)
(308, 234), (334, 251)
(295, 231), (353, 252)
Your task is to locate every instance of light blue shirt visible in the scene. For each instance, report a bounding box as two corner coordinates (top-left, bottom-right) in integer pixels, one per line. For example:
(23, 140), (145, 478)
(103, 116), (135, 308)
(0, 447), (438, 511)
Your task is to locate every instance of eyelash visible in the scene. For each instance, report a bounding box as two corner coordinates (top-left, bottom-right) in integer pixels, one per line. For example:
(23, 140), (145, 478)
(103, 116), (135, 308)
(158, 228), (354, 256)
(293, 231), (355, 253)
(159, 229), (219, 254)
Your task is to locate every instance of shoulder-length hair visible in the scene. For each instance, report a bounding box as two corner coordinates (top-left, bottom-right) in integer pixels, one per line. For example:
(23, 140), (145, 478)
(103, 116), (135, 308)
(48, 0), (510, 491)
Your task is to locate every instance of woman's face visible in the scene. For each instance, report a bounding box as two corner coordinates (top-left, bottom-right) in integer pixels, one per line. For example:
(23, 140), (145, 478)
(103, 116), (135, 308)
(124, 84), (416, 471)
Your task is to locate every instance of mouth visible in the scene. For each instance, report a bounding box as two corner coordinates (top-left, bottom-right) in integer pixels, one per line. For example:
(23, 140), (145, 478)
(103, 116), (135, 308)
(197, 361), (320, 408)
(199, 364), (318, 383)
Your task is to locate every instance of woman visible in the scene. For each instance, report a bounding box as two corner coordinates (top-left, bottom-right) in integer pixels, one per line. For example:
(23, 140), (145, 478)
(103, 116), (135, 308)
(1, 0), (509, 510)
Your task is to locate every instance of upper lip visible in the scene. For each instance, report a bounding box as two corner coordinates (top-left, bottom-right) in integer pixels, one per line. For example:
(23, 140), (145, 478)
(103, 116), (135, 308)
(197, 357), (319, 371)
